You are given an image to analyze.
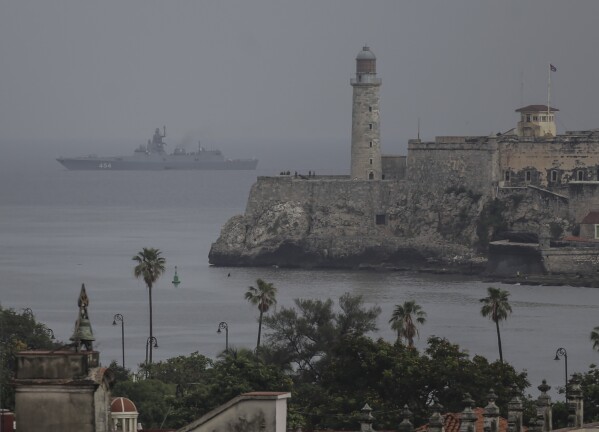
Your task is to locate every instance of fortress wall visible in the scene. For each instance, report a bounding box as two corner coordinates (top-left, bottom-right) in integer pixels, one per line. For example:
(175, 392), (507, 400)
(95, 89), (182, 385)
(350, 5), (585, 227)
(406, 139), (496, 195)
(245, 176), (409, 238)
(382, 155), (406, 180)
(499, 140), (599, 187)
(567, 183), (599, 222)
(542, 247), (599, 274)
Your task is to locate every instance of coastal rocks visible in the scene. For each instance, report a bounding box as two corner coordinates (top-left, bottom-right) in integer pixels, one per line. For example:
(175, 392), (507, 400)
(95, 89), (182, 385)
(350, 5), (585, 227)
(209, 176), (488, 270)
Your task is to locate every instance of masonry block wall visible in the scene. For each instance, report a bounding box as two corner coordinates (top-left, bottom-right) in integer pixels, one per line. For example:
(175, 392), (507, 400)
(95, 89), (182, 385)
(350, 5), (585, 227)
(498, 136), (599, 188)
(382, 155), (406, 180)
(245, 176), (408, 240)
(407, 138), (497, 196)
(568, 183), (599, 222)
(14, 351), (112, 432)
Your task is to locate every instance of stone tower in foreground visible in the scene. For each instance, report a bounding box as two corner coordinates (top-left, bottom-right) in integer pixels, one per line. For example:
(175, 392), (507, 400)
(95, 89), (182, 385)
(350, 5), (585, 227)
(351, 46), (382, 180)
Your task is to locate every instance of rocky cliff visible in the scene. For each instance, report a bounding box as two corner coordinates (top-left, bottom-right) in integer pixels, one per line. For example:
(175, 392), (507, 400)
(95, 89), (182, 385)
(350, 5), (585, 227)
(208, 176), (542, 270)
(209, 176), (571, 271)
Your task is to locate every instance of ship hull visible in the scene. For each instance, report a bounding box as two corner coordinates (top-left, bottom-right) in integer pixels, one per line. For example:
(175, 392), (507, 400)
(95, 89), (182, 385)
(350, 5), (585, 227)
(56, 156), (258, 171)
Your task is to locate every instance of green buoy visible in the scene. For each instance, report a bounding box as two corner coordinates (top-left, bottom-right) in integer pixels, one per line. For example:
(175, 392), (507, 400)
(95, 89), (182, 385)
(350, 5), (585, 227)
(172, 266), (181, 288)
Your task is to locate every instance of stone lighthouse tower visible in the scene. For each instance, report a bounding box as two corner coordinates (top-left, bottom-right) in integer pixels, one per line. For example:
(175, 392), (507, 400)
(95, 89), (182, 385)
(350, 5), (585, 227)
(351, 46), (382, 180)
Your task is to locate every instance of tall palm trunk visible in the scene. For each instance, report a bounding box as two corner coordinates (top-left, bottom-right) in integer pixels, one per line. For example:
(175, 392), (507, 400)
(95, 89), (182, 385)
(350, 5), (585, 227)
(149, 286), (153, 364)
(495, 319), (503, 363)
(257, 309), (263, 349)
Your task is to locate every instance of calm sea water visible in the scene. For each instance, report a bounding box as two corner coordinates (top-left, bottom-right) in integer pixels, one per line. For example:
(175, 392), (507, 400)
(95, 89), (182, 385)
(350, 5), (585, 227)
(1, 142), (598, 400)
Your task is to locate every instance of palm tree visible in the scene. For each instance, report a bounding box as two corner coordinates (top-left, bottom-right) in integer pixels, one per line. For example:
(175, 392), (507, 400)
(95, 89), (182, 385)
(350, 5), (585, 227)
(133, 248), (166, 364)
(591, 327), (599, 351)
(389, 300), (427, 348)
(480, 286), (512, 364)
(245, 279), (277, 350)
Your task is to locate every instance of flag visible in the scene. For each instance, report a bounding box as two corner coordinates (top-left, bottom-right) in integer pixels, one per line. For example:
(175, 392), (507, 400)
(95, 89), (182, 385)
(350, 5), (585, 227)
(550, 64), (557, 72)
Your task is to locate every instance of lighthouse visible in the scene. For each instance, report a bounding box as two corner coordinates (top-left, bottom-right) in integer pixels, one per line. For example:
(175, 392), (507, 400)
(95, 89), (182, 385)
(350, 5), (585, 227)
(350, 46), (382, 180)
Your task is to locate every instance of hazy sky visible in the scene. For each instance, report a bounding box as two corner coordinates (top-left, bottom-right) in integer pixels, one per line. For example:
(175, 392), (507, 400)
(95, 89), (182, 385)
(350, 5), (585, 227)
(1, 1), (598, 167)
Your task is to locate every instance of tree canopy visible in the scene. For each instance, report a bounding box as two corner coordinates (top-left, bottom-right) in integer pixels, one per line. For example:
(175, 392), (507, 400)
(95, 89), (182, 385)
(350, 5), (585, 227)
(0, 305), (58, 409)
(132, 247), (166, 365)
(480, 286), (512, 363)
(245, 279), (277, 349)
(263, 293), (380, 382)
(389, 300), (427, 347)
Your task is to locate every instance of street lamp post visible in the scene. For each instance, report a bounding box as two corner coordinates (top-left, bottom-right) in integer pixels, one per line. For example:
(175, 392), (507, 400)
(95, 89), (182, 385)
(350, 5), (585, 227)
(554, 347), (568, 402)
(112, 314), (125, 369)
(217, 322), (229, 352)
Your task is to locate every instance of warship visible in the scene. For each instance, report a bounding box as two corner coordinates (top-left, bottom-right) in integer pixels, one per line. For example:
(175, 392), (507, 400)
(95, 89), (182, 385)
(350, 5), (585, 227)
(56, 127), (258, 171)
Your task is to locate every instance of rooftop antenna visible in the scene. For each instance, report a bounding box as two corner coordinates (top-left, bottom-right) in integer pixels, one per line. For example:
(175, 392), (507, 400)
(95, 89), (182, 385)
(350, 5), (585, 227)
(163, 125), (166, 138)
(417, 117), (420, 140)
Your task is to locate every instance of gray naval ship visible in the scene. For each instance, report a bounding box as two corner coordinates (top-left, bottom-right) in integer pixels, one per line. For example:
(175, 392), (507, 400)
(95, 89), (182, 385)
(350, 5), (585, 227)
(57, 127), (258, 171)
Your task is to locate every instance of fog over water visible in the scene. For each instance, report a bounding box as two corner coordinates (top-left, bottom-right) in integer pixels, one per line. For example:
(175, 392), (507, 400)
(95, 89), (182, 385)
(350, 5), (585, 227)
(1, 146), (599, 401)
(2, 1), (599, 161)
(2, 1), (599, 402)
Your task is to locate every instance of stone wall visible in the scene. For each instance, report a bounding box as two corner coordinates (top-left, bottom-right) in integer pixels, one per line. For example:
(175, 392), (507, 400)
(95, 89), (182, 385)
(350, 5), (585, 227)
(567, 183), (599, 222)
(16, 387), (97, 432)
(15, 351), (99, 380)
(498, 136), (599, 189)
(244, 176), (405, 239)
(543, 246), (599, 275)
(14, 350), (113, 432)
(407, 138), (497, 196)
(178, 392), (290, 432)
(382, 155), (406, 180)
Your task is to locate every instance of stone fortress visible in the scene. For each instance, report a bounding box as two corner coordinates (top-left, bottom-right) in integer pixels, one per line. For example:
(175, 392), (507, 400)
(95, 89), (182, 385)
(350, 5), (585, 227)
(209, 46), (599, 277)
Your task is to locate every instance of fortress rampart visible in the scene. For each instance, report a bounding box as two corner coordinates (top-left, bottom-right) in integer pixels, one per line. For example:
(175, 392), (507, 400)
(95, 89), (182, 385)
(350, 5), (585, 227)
(407, 137), (498, 195)
(244, 176), (409, 241)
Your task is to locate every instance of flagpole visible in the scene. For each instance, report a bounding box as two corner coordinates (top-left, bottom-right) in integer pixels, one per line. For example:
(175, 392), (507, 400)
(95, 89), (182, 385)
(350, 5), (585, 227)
(547, 63), (551, 120)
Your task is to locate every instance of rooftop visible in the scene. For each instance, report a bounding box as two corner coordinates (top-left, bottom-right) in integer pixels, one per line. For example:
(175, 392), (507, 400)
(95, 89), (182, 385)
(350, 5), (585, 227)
(515, 104), (559, 113)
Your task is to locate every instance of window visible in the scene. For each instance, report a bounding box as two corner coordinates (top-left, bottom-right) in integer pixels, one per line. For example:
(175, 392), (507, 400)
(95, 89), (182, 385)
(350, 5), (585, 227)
(376, 214), (387, 225)
(526, 115), (531, 122)
(596, 168), (599, 180)
(369, 106), (372, 112)
(368, 171), (374, 180)
(551, 170), (558, 182)
(526, 171), (531, 182)
(369, 141), (373, 148)
(541, 116), (547, 121)
(369, 158), (373, 165)
(369, 124), (373, 130)
(504, 170), (510, 182)
(595, 225), (599, 239)
(578, 170), (584, 181)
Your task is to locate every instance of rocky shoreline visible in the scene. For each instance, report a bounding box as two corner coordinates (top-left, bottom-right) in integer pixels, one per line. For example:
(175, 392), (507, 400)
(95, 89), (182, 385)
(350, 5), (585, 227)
(208, 175), (599, 287)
